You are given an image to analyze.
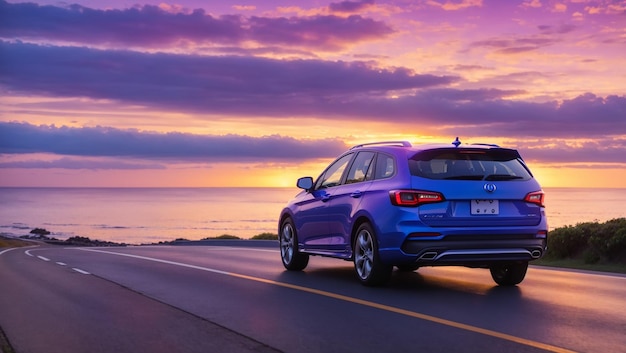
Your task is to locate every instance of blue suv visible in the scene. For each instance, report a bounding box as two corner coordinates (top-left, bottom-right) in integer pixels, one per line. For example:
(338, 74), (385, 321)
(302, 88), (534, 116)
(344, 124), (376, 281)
(278, 138), (548, 286)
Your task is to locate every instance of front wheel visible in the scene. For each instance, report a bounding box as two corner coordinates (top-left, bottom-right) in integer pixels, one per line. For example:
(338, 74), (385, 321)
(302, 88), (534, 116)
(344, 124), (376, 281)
(353, 223), (392, 286)
(490, 262), (528, 286)
(279, 218), (309, 271)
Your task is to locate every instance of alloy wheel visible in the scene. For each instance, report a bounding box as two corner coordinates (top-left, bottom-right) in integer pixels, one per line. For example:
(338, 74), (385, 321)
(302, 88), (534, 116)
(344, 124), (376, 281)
(354, 228), (374, 280)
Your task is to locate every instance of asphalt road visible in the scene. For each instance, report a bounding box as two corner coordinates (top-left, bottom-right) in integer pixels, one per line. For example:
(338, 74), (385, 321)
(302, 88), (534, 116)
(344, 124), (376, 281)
(1, 242), (624, 353)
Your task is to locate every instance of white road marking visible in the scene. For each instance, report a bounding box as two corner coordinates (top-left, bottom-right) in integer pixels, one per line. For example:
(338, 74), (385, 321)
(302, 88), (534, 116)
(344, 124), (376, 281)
(0, 248), (19, 256)
(0, 245), (38, 256)
(57, 262), (67, 266)
(72, 268), (90, 275)
(37, 256), (50, 261)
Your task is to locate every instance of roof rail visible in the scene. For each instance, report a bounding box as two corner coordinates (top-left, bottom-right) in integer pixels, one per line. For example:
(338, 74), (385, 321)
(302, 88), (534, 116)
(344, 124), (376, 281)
(351, 141), (412, 149)
(470, 143), (500, 147)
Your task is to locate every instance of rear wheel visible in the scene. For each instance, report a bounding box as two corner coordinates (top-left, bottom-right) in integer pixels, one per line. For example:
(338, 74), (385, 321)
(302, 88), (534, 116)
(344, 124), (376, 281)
(353, 223), (392, 286)
(279, 218), (309, 271)
(490, 262), (528, 286)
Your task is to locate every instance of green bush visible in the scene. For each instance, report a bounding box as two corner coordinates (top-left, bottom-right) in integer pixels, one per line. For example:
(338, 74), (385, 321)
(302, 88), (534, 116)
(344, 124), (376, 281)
(201, 234), (241, 240)
(251, 232), (278, 240)
(546, 218), (626, 264)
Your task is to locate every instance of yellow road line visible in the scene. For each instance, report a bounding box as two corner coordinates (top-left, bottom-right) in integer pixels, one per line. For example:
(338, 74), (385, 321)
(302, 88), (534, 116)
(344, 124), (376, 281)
(79, 248), (577, 353)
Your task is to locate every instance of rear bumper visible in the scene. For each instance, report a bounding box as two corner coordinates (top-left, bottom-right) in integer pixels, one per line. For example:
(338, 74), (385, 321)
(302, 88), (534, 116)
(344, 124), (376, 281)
(380, 235), (547, 266)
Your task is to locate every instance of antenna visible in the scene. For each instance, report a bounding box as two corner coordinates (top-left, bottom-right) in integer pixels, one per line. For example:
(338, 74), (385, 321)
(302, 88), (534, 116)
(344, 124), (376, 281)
(452, 137), (461, 147)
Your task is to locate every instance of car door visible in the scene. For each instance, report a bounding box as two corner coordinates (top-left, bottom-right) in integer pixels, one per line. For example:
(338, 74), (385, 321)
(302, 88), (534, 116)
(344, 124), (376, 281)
(324, 151), (376, 256)
(298, 153), (354, 251)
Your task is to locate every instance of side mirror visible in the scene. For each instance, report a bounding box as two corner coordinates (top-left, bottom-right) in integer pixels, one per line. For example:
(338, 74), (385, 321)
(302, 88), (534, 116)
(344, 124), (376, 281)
(296, 177), (314, 191)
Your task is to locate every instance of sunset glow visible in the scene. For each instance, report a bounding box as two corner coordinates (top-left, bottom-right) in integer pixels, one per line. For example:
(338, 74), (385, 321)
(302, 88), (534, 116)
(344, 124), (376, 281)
(1, 0), (624, 188)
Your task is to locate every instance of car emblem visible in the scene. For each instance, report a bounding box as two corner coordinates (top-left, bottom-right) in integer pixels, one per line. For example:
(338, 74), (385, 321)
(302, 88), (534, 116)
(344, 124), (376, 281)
(483, 183), (497, 193)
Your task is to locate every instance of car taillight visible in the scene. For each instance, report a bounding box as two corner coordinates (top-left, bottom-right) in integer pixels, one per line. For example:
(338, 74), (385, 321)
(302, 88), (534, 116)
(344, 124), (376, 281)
(389, 190), (444, 207)
(524, 191), (545, 207)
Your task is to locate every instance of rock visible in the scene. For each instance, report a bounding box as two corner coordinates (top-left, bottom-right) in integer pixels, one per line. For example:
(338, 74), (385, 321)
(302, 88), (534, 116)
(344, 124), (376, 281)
(30, 228), (51, 236)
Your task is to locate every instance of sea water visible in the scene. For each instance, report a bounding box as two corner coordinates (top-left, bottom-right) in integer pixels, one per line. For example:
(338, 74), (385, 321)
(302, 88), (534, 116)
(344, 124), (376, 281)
(1, 187), (625, 244)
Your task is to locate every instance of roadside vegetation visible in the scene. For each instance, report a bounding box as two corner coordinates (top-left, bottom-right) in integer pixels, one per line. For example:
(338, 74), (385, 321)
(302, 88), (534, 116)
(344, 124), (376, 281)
(535, 218), (626, 273)
(251, 233), (278, 240)
(0, 235), (35, 248)
(204, 233), (278, 240)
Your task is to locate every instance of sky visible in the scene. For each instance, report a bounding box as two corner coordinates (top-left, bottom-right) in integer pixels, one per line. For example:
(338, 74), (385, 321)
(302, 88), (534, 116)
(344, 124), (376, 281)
(0, 0), (625, 188)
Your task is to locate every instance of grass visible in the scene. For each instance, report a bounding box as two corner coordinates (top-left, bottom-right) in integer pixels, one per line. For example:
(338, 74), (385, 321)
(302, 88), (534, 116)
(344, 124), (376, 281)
(533, 258), (626, 274)
(0, 236), (36, 248)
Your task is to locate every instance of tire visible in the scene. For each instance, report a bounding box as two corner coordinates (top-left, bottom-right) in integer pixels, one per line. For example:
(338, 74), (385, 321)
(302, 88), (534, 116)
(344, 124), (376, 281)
(490, 262), (528, 286)
(353, 223), (392, 286)
(279, 218), (309, 271)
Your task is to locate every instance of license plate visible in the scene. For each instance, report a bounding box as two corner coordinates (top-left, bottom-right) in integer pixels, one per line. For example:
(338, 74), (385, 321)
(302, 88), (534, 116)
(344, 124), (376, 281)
(471, 200), (499, 215)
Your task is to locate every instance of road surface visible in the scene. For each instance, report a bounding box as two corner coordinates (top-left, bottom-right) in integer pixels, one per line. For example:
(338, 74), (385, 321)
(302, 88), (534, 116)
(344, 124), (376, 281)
(1, 242), (624, 353)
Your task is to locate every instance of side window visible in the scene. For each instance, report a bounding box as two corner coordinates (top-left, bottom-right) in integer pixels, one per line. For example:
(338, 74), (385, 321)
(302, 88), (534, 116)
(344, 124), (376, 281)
(315, 153), (353, 189)
(374, 153), (395, 180)
(345, 152), (376, 184)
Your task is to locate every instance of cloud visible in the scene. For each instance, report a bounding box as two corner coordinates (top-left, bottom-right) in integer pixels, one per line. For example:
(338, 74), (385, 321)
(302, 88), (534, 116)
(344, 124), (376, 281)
(0, 122), (349, 161)
(0, 0), (393, 51)
(537, 23), (577, 34)
(0, 40), (457, 112)
(1, 36), (625, 141)
(0, 157), (167, 170)
(517, 138), (626, 165)
(425, 92), (626, 138)
(329, 0), (376, 13)
(428, 0), (484, 11)
(245, 14), (393, 51)
(310, 90), (626, 138)
(1, 41), (624, 139)
(1, 121), (624, 168)
(520, 0), (542, 9)
(469, 36), (561, 54)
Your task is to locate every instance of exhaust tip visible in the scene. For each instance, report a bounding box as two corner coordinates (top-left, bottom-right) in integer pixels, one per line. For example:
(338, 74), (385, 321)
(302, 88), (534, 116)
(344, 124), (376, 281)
(418, 251), (438, 261)
(531, 250), (542, 259)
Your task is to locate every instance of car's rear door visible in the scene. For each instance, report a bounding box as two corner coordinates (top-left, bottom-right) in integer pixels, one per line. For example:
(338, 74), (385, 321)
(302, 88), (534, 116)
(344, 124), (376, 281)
(324, 151), (376, 256)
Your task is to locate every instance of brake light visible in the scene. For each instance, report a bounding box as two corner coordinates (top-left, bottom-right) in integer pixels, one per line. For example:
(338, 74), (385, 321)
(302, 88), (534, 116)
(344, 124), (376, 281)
(389, 190), (444, 207)
(524, 191), (545, 207)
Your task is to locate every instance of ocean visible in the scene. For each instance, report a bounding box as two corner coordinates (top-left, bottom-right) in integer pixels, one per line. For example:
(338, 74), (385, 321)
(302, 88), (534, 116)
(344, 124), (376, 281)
(1, 187), (625, 245)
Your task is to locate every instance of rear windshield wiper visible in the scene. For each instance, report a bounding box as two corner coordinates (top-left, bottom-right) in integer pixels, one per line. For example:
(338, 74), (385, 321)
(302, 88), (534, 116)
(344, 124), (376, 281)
(483, 174), (524, 181)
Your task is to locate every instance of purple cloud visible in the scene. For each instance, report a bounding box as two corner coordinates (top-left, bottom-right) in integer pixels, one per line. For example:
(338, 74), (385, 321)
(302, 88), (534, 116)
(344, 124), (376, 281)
(0, 122), (349, 161)
(537, 24), (577, 35)
(0, 0), (393, 51)
(247, 14), (391, 51)
(311, 90), (626, 138)
(0, 40), (457, 111)
(469, 36), (561, 54)
(329, 0), (376, 13)
(517, 138), (626, 164)
(1, 121), (624, 167)
(1, 41), (624, 139)
(0, 157), (167, 170)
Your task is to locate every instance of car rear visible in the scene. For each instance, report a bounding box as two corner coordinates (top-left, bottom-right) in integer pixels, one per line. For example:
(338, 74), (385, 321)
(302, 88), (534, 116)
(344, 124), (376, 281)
(384, 145), (548, 270)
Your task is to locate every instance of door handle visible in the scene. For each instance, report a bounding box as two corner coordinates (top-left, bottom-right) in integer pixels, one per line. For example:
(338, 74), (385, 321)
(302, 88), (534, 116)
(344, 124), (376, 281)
(321, 194), (331, 202)
(350, 191), (362, 198)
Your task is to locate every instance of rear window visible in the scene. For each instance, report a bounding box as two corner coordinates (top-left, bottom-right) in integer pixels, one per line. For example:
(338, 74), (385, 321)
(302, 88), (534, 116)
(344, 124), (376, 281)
(408, 148), (533, 181)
